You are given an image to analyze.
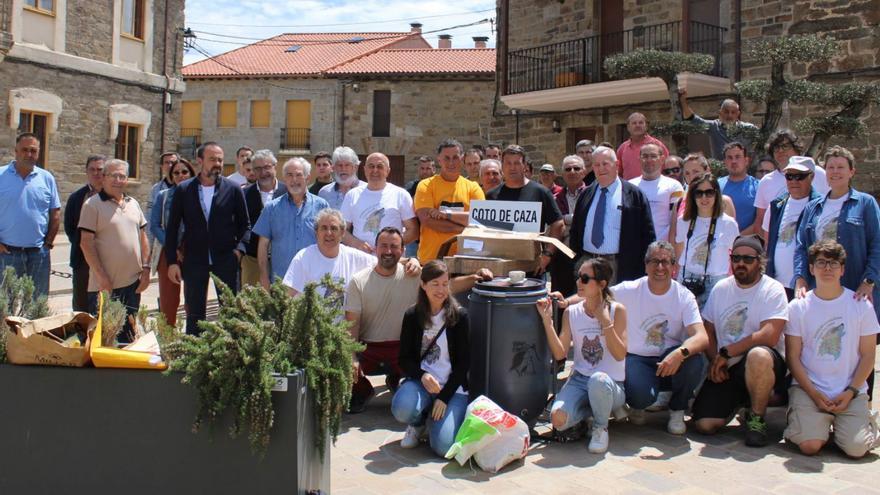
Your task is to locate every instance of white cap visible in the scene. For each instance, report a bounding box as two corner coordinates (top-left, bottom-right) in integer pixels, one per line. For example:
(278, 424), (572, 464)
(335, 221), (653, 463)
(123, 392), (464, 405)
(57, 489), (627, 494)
(783, 156), (816, 173)
(539, 164), (555, 173)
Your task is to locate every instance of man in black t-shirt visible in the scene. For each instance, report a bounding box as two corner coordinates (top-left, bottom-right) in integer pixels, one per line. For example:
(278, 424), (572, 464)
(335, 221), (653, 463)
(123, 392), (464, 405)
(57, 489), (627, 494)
(485, 145), (564, 275)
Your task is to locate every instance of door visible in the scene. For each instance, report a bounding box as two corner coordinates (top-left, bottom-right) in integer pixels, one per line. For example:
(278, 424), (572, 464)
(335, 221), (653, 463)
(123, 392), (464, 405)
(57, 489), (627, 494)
(285, 100), (311, 149)
(566, 127), (598, 154)
(599, 0), (624, 80)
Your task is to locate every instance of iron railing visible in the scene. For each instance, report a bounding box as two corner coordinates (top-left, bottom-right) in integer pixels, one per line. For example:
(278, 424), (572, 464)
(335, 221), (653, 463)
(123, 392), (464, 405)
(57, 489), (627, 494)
(179, 128), (202, 147)
(505, 20), (725, 95)
(281, 127), (311, 150)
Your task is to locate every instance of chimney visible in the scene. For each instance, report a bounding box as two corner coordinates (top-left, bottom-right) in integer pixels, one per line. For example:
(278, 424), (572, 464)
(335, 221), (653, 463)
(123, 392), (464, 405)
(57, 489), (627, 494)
(473, 36), (489, 49)
(410, 22), (422, 34)
(438, 34), (452, 49)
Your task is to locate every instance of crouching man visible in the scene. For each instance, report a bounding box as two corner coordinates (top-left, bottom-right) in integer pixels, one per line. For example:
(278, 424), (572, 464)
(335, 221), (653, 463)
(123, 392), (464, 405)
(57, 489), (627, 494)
(784, 240), (880, 457)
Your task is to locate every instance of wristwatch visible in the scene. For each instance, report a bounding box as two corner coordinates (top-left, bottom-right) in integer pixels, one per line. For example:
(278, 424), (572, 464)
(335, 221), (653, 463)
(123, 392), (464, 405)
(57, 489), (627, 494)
(679, 347), (690, 358)
(864, 278), (875, 287)
(719, 346), (731, 359)
(446, 211), (452, 221)
(845, 385), (860, 397)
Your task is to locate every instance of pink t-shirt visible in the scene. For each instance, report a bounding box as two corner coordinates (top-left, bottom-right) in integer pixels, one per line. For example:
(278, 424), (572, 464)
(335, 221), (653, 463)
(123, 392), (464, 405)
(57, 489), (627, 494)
(616, 135), (669, 181)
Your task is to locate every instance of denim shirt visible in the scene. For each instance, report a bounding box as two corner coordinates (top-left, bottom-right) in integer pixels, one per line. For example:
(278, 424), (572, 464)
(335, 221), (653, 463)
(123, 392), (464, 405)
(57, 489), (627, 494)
(149, 186), (183, 246)
(766, 189), (820, 282)
(795, 188), (880, 317)
(252, 192), (329, 281)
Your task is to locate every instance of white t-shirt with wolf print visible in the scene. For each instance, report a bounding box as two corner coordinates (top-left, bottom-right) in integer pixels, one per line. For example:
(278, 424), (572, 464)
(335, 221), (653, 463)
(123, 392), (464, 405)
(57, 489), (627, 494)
(566, 302), (624, 381)
(613, 277), (702, 357)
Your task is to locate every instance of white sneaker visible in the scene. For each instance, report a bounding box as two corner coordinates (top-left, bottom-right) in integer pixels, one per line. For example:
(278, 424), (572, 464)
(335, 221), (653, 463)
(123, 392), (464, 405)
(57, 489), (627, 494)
(628, 408), (647, 425)
(400, 425), (426, 449)
(667, 410), (687, 435)
(612, 405), (629, 421)
(868, 410), (880, 450)
(646, 391), (672, 412)
(588, 426), (609, 453)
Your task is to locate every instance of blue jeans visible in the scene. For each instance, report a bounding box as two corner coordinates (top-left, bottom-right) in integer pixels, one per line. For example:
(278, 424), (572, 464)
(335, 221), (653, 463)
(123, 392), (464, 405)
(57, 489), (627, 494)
(625, 346), (705, 411)
(88, 279), (141, 344)
(0, 246), (50, 297)
(551, 371), (625, 430)
(391, 379), (468, 457)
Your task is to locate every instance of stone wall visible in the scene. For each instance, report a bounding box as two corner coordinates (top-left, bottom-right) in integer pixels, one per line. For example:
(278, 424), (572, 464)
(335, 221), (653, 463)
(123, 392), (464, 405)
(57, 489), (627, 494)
(180, 78), (340, 163)
(342, 78), (496, 183)
(65, 0), (114, 63)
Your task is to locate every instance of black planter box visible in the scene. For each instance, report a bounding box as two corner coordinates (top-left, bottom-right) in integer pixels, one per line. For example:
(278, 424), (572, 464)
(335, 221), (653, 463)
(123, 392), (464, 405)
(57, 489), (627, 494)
(0, 364), (329, 494)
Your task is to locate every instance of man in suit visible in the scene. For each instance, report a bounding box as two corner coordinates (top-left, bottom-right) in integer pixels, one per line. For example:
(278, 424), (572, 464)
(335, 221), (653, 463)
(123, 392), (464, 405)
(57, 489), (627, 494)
(166, 142), (250, 335)
(241, 149), (286, 286)
(569, 146), (655, 285)
(64, 154), (105, 311)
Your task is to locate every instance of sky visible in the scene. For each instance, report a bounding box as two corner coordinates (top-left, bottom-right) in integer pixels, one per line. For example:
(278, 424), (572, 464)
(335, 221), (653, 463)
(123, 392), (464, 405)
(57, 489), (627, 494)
(183, 0), (497, 65)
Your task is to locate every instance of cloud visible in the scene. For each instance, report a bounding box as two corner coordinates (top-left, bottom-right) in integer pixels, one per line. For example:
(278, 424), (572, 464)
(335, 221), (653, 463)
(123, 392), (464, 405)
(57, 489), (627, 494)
(183, 0), (497, 65)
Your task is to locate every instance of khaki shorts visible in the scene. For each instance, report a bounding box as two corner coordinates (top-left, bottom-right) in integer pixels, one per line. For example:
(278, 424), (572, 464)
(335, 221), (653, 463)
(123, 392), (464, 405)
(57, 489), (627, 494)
(784, 385), (878, 457)
(240, 254), (260, 287)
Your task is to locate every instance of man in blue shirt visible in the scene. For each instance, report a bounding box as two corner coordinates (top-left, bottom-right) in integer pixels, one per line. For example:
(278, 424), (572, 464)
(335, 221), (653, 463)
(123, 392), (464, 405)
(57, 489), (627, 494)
(254, 157), (329, 288)
(0, 133), (61, 297)
(719, 142), (759, 234)
(318, 146), (366, 209)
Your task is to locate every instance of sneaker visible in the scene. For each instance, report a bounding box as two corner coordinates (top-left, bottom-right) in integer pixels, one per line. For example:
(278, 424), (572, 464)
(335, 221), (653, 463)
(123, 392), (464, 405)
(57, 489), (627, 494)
(646, 391), (672, 412)
(385, 374), (401, 394)
(588, 426), (609, 453)
(744, 411), (769, 447)
(612, 405), (629, 422)
(868, 410), (880, 450)
(667, 410), (687, 435)
(628, 408), (647, 426)
(347, 388), (375, 414)
(400, 425), (426, 449)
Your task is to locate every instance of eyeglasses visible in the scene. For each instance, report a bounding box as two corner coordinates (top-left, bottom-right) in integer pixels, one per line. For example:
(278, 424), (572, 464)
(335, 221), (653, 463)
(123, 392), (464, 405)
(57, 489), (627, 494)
(730, 254), (759, 264)
(662, 167), (681, 176)
(813, 259), (842, 269)
(785, 173), (810, 181)
(646, 258), (674, 267)
(104, 173), (128, 181)
(775, 142), (795, 151)
(693, 188), (717, 198)
(564, 167), (583, 172)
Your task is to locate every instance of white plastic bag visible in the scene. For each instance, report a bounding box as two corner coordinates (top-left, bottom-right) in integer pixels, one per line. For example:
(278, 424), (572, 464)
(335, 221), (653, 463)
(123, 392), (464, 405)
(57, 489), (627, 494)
(445, 395), (529, 472)
(473, 409), (529, 473)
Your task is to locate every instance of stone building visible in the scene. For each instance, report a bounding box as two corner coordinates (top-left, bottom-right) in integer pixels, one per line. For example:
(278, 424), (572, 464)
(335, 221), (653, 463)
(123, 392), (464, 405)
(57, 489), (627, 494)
(493, 0), (879, 193)
(0, 0), (186, 205)
(181, 25), (495, 184)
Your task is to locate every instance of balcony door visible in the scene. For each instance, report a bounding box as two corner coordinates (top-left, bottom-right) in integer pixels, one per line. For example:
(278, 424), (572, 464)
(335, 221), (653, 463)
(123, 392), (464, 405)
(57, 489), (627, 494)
(599, 0), (624, 81)
(285, 100), (311, 149)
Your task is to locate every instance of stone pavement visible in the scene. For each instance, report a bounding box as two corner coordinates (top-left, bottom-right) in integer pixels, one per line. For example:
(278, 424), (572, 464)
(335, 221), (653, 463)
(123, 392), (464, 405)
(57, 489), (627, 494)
(331, 374), (879, 495)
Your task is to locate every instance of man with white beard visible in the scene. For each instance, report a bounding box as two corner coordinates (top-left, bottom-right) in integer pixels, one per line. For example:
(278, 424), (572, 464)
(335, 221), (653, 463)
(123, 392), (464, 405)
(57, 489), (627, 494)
(318, 146), (367, 210)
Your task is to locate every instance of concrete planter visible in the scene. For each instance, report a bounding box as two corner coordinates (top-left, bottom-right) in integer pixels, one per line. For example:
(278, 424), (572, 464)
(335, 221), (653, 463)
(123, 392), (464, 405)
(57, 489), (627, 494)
(0, 364), (329, 494)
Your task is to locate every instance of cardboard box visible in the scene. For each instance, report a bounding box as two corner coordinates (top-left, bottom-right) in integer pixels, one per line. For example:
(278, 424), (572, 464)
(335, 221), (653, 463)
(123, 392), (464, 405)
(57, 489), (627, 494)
(444, 256), (538, 277)
(438, 226), (575, 275)
(5, 312), (95, 367)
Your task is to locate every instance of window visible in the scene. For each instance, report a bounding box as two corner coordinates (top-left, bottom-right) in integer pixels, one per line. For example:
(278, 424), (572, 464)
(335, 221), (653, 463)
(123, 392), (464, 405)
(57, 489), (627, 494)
(17, 111), (49, 168)
(217, 100), (237, 128)
(122, 0), (145, 39)
(250, 100), (270, 128)
(284, 100), (311, 149)
(24, 0), (54, 14)
(372, 90), (391, 137)
(115, 123), (140, 178)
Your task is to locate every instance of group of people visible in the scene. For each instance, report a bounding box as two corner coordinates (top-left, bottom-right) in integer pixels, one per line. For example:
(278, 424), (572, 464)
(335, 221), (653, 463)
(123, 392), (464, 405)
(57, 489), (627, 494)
(0, 91), (877, 461)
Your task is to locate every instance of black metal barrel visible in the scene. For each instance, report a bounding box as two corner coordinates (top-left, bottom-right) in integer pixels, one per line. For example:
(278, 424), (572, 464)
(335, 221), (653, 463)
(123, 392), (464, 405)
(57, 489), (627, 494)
(468, 277), (551, 425)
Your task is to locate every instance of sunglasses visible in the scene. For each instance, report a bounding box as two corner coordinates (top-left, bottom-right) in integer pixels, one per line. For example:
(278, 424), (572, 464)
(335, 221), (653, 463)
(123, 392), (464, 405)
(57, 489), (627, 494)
(172, 170), (191, 176)
(730, 254), (759, 264)
(564, 167), (583, 172)
(785, 173), (810, 181)
(693, 188), (717, 198)
(577, 272), (597, 284)
(662, 167), (681, 176)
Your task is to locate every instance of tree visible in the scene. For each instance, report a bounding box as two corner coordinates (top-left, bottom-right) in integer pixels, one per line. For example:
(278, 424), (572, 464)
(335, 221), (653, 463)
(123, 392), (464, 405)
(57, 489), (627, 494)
(604, 49), (716, 155)
(735, 34), (878, 157)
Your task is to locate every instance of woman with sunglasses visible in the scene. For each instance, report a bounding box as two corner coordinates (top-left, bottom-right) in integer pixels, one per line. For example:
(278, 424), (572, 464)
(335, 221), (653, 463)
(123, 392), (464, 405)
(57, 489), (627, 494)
(392, 260), (469, 456)
(149, 158), (195, 326)
(674, 175), (740, 308)
(795, 146), (880, 402)
(536, 257), (627, 453)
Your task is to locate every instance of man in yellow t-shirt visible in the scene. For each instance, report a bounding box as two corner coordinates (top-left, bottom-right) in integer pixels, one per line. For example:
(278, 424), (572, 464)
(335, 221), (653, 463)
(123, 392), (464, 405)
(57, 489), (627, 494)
(415, 139), (485, 262)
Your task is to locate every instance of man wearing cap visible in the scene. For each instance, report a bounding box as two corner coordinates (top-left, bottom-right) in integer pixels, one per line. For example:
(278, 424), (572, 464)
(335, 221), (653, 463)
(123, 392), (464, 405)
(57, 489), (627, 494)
(762, 156), (821, 300)
(692, 235), (789, 447)
(575, 139), (596, 186)
(538, 164), (563, 196)
(485, 145), (564, 275)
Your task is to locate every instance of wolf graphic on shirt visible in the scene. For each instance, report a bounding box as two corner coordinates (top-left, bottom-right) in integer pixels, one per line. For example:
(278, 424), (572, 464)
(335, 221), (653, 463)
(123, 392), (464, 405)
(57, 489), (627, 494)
(691, 235), (710, 268)
(720, 303), (749, 340)
(581, 333), (604, 366)
(640, 315), (669, 350)
(813, 318), (845, 360)
(779, 221), (797, 245)
(361, 207), (385, 237)
(421, 333), (441, 364)
(820, 219), (838, 241)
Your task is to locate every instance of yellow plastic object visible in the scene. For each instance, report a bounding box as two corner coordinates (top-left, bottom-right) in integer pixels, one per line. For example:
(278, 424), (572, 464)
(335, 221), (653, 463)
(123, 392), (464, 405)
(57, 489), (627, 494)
(89, 293), (167, 370)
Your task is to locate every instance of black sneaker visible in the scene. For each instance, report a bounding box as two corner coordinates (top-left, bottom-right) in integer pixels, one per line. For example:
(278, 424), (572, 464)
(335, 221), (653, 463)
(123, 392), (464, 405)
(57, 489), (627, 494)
(744, 412), (768, 447)
(385, 374), (401, 394)
(347, 389), (375, 414)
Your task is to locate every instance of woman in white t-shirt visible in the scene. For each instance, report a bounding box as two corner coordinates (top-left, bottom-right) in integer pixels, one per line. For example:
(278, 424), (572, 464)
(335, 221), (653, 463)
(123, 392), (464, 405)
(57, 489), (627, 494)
(536, 257), (627, 454)
(669, 154), (736, 244)
(391, 260), (470, 457)
(674, 175), (740, 309)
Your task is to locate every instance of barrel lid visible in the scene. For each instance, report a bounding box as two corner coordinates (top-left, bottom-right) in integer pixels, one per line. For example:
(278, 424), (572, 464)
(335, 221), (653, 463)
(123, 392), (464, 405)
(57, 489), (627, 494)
(474, 277), (547, 294)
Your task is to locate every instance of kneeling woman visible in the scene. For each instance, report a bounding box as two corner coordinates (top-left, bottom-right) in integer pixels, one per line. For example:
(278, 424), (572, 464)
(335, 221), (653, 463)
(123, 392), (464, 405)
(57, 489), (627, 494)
(392, 260), (470, 456)
(537, 258), (627, 453)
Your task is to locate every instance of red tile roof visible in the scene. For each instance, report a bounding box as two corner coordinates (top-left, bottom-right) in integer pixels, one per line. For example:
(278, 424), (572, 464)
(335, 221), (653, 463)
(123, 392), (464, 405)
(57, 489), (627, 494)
(327, 48), (495, 76)
(183, 33), (495, 79)
(183, 32), (431, 78)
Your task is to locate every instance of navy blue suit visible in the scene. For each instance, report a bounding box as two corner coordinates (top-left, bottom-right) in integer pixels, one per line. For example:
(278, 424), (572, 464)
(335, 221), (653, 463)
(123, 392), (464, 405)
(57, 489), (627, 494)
(166, 176), (250, 334)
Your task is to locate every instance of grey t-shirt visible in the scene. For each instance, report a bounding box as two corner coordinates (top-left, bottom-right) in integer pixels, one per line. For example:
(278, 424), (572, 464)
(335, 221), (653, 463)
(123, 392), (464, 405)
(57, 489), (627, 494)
(690, 114), (759, 160)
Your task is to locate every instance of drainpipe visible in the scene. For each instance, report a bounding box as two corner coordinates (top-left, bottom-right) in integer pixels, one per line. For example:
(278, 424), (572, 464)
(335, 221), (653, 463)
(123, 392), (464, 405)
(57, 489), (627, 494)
(159, 0), (171, 155)
(340, 81), (346, 146)
(735, 0), (742, 81)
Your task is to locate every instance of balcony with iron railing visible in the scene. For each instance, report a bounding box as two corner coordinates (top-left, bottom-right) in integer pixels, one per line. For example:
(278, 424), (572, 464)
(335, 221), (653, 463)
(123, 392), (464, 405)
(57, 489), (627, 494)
(280, 127), (311, 150)
(502, 20), (730, 111)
